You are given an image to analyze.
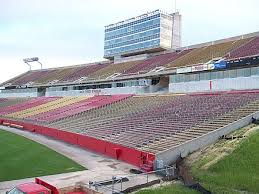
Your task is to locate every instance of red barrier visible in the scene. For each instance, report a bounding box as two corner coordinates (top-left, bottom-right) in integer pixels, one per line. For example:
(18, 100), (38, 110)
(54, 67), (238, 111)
(0, 118), (155, 170)
(58, 130), (78, 145)
(35, 178), (59, 194)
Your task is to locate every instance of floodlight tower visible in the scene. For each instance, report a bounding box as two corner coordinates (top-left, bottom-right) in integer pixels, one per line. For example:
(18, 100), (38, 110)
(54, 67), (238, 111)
(23, 57), (43, 71)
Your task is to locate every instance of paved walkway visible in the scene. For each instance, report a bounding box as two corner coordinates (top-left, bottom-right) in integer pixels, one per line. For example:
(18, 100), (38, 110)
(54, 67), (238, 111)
(0, 126), (159, 194)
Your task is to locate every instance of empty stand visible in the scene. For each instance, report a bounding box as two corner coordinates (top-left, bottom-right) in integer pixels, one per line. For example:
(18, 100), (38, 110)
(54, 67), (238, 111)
(88, 60), (143, 79)
(26, 95), (131, 123)
(49, 92), (259, 152)
(143, 95), (259, 153)
(228, 36), (259, 59)
(12, 70), (51, 85)
(0, 98), (32, 108)
(6, 97), (83, 119)
(0, 97), (59, 115)
(35, 68), (78, 84)
(59, 63), (110, 82)
(124, 49), (192, 74)
(166, 38), (252, 68)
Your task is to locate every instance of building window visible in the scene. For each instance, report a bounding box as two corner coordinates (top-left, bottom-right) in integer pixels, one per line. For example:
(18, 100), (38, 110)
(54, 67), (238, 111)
(229, 69), (237, 78)
(251, 66), (259, 76)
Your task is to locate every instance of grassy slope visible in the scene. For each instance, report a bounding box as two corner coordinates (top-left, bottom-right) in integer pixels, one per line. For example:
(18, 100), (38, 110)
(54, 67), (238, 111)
(0, 129), (85, 182)
(136, 184), (199, 194)
(191, 127), (259, 193)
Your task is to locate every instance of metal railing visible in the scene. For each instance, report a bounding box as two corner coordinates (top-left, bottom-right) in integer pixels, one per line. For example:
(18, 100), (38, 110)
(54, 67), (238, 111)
(89, 165), (176, 194)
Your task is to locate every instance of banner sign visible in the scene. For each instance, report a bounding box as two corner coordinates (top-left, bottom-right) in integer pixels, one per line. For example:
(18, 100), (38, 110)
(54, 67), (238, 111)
(176, 66), (192, 74)
(191, 64), (208, 72)
(214, 60), (227, 69)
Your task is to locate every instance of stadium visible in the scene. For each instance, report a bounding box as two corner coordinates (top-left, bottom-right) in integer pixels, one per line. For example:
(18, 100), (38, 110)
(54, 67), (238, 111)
(0, 5), (259, 194)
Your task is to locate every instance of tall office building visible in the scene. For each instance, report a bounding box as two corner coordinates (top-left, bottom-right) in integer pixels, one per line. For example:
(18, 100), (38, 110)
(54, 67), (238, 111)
(104, 9), (181, 60)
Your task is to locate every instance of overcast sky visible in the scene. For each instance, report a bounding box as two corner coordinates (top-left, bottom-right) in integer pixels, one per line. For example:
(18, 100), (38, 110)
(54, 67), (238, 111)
(0, 0), (259, 83)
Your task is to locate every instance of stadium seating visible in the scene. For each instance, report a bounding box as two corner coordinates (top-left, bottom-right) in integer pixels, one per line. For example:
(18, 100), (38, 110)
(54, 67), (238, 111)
(35, 68), (78, 84)
(88, 60), (143, 79)
(6, 97), (84, 119)
(124, 49), (192, 74)
(59, 63), (110, 82)
(227, 36), (259, 59)
(48, 92), (259, 151)
(11, 70), (51, 85)
(0, 97), (59, 115)
(49, 95), (175, 130)
(0, 98), (32, 108)
(0, 98), (8, 103)
(143, 93), (259, 153)
(166, 38), (252, 68)
(26, 95), (131, 123)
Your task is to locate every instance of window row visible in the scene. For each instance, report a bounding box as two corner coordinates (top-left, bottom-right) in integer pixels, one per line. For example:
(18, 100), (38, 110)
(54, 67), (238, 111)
(170, 67), (259, 83)
(105, 18), (160, 40)
(105, 28), (160, 47)
(104, 33), (160, 49)
(105, 13), (160, 32)
(1, 88), (37, 93)
(104, 39), (160, 56)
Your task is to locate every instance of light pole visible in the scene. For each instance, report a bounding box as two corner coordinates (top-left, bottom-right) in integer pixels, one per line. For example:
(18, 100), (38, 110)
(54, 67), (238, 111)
(23, 57), (43, 71)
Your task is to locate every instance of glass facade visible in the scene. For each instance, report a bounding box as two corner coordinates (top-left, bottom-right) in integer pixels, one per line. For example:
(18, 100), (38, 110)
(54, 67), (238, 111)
(104, 10), (181, 59)
(170, 67), (259, 83)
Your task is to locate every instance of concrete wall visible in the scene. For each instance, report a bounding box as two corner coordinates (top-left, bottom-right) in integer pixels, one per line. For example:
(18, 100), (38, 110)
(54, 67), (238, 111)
(155, 111), (259, 168)
(169, 76), (259, 93)
(0, 88), (38, 97)
(46, 86), (148, 97)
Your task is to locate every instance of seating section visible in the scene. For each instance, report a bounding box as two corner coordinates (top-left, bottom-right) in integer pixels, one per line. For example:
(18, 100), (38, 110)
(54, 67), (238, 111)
(6, 97), (84, 119)
(1, 92), (259, 155)
(228, 36), (259, 59)
(49, 95), (176, 129)
(0, 97), (59, 115)
(0, 98), (8, 103)
(0, 98), (32, 108)
(11, 70), (51, 85)
(88, 60), (143, 79)
(59, 63), (110, 82)
(124, 49), (192, 74)
(143, 92), (259, 153)
(35, 68), (78, 84)
(25, 95), (131, 123)
(48, 92), (259, 152)
(166, 38), (251, 68)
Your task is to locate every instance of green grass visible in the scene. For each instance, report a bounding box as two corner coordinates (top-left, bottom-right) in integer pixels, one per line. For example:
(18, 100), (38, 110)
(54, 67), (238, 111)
(0, 129), (85, 181)
(191, 130), (259, 193)
(135, 184), (199, 194)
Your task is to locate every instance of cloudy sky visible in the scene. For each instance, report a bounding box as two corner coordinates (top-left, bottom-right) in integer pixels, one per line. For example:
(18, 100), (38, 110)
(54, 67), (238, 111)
(0, 0), (259, 83)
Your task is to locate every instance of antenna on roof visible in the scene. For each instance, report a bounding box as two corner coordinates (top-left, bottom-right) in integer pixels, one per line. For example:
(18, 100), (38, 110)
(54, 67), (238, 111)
(23, 57), (43, 71)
